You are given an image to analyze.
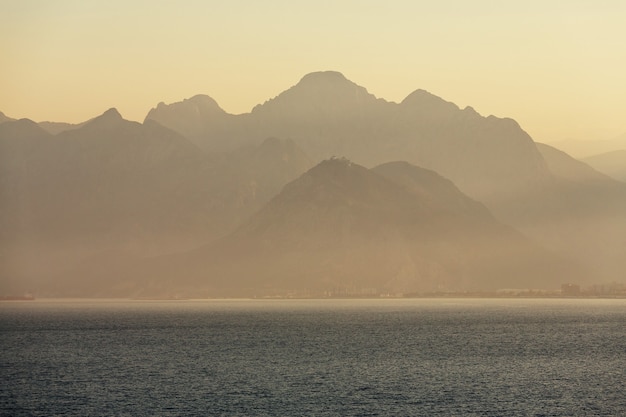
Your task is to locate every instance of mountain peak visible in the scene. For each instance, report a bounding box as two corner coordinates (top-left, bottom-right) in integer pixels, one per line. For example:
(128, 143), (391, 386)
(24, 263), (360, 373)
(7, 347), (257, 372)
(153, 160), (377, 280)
(149, 94), (224, 116)
(143, 94), (227, 139)
(0, 111), (15, 124)
(94, 107), (123, 121)
(278, 157), (388, 204)
(252, 71), (379, 116)
(298, 71), (349, 85)
(177, 94), (223, 112)
(80, 108), (125, 130)
(401, 89), (458, 110)
(307, 156), (357, 177)
(102, 107), (122, 118)
(0, 117), (51, 140)
(291, 71), (364, 94)
(221, 156), (569, 296)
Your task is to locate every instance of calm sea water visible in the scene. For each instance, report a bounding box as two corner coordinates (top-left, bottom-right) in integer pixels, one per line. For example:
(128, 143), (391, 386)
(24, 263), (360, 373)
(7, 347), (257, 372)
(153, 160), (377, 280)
(1, 298), (625, 416)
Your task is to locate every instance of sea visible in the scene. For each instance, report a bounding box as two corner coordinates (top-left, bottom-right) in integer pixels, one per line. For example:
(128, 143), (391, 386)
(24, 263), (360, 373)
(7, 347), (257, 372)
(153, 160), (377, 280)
(1, 298), (624, 416)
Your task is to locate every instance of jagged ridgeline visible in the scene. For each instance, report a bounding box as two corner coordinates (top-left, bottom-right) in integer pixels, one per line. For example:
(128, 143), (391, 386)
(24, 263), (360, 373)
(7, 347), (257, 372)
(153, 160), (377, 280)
(145, 71), (549, 200)
(1, 72), (625, 297)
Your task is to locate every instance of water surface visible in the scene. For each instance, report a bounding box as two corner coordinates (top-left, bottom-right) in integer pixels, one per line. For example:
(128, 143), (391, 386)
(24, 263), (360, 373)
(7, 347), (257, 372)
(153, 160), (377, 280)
(1, 298), (625, 416)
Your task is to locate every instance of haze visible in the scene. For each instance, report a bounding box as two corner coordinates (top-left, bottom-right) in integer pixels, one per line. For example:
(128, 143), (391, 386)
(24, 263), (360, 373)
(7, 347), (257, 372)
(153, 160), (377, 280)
(2, 2), (626, 298)
(2, 68), (626, 297)
(2, 0), (625, 143)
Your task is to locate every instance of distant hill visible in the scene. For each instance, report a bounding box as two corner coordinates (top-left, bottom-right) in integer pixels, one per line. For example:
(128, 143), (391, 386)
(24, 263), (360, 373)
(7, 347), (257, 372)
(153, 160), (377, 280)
(0, 110), (87, 134)
(548, 133), (626, 158)
(535, 143), (613, 183)
(117, 159), (576, 298)
(522, 143), (626, 283)
(582, 150), (626, 182)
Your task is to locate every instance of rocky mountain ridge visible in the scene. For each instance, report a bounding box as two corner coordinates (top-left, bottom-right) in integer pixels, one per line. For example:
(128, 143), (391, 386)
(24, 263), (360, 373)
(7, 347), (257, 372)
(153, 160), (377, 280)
(2, 71), (625, 296)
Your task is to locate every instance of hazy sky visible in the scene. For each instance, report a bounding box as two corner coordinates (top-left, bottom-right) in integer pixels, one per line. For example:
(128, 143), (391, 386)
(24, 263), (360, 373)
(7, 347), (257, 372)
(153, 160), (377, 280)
(2, 0), (625, 142)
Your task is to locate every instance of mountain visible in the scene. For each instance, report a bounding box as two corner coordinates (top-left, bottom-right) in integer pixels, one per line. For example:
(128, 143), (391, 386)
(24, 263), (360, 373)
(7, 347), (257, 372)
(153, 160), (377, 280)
(2, 109), (311, 246)
(0, 110), (207, 293)
(144, 72), (626, 286)
(582, 150), (626, 182)
(146, 71), (550, 203)
(144, 94), (232, 144)
(5, 72), (626, 295)
(535, 143), (613, 183)
(249, 71), (390, 129)
(520, 143), (626, 283)
(0, 111), (15, 124)
(0, 119), (54, 234)
(548, 133), (626, 158)
(252, 71), (381, 115)
(371, 161), (494, 218)
(0, 110), (313, 296)
(118, 159), (576, 298)
(0, 118), (54, 211)
(393, 93), (549, 198)
(38, 121), (84, 134)
(0, 111), (91, 134)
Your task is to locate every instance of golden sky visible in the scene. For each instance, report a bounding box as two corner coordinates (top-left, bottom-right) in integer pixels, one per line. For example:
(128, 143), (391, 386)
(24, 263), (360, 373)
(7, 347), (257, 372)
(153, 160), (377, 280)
(1, 0), (625, 142)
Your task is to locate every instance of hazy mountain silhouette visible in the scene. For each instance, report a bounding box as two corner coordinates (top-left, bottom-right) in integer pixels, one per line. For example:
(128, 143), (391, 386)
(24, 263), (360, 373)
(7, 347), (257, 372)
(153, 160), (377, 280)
(4, 72), (626, 295)
(146, 71), (549, 203)
(0, 111), (207, 293)
(144, 94), (232, 144)
(115, 158), (575, 298)
(535, 143), (614, 183)
(38, 120), (85, 135)
(247, 71), (392, 157)
(582, 150), (626, 182)
(0, 119), (53, 234)
(0, 111), (15, 125)
(0, 110), (97, 134)
(0, 119), (54, 218)
(144, 72), (626, 284)
(0, 111), (312, 295)
(371, 161), (494, 218)
(549, 133), (626, 158)
(518, 143), (626, 283)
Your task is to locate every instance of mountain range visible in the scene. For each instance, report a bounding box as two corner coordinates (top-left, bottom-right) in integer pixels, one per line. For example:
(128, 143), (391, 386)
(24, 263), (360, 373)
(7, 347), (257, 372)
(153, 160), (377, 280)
(51, 158), (576, 298)
(146, 71), (549, 203)
(176, 159), (578, 297)
(548, 133), (626, 159)
(1, 71), (624, 297)
(0, 111), (312, 295)
(147, 72), (626, 286)
(582, 150), (626, 182)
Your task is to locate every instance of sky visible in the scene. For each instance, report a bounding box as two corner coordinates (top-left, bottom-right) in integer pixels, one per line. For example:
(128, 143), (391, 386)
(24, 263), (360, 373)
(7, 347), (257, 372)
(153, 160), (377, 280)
(2, 0), (625, 142)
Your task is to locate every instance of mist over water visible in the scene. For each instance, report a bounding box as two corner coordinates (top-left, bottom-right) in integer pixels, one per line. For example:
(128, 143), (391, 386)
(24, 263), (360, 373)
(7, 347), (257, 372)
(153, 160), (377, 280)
(2, 299), (625, 416)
